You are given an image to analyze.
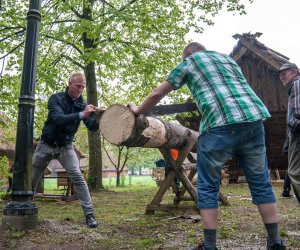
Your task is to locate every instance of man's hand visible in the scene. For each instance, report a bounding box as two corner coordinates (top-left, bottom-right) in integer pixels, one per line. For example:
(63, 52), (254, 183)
(94, 107), (105, 114)
(127, 103), (139, 116)
(93, 107), (105, 122)
(82, 104), (97, 119)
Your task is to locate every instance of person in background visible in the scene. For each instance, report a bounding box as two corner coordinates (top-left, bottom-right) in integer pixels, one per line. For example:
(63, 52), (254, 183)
(282, 173), (293, 198)
(32, 72), (103, 228)
(278, 62), (300, 204)
(128, 42), (285, 250)
(281, 133), (293, 198)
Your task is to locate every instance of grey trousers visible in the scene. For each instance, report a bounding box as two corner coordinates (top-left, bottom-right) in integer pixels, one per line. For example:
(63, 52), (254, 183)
(32, 141), (94, 216)
(288, 134), (300, 196)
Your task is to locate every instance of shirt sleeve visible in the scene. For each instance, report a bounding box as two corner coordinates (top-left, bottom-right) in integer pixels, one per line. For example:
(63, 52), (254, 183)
(166, 60), (189, 90)
(288, 79), (300, 133)
(293, 79), (300, 116)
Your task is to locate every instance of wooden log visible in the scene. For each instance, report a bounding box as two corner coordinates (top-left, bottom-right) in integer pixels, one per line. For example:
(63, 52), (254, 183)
(100, 104), (199, 150)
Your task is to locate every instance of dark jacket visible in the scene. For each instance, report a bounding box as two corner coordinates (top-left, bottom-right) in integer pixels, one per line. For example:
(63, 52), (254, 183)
(41, 89), (99, 147)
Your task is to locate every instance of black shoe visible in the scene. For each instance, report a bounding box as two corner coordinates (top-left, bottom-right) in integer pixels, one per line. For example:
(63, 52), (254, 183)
(281, 192), (293, 198)
(191, 241), (218, 250)
(267, 240), (286, 250)
(86, 213), (98, 228)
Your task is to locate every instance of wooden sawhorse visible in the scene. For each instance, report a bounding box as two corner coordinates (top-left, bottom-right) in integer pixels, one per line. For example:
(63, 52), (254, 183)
(145, 137), (229, 214)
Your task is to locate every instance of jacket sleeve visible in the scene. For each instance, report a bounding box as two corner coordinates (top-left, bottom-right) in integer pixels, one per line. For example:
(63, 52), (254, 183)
(48, 94), (81, 125)
(82, 116), (99, 132)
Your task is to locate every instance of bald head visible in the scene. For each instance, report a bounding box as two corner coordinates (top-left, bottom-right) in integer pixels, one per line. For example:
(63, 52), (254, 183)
(182, 42), (206, 60)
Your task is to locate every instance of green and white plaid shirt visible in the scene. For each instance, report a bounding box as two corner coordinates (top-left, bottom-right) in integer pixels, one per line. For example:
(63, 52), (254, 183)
(167, 50), (270, 134)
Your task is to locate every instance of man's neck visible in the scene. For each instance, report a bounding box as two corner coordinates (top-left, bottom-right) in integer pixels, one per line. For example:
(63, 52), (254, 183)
(67, 91), (78, 101)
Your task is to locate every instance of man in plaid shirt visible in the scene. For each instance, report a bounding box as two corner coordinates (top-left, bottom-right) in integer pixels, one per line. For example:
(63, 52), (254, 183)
(278, 62), (300, 204)
(128, 42), (285, 250)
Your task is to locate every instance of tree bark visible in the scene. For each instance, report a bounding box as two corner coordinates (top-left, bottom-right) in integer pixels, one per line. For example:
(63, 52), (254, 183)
(116, 172), (121, 186)
(81, 1), (103, 191)
(84, 62), (103, 191)
(100, 104), (199, 150)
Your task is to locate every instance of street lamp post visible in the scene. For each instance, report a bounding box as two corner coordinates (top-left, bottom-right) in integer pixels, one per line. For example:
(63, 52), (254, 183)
(2, 0), (41, 231)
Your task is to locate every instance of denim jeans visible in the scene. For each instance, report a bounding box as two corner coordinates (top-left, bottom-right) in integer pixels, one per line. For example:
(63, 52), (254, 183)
(197, 120), (276, 209)
(32, 141), (94, 216)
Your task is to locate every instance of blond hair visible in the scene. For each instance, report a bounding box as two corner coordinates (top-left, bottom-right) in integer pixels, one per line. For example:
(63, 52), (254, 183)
(68, 72), (86, 84)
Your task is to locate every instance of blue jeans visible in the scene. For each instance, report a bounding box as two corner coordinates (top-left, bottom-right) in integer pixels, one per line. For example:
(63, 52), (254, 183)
(32, 141), (94, 216)
(197, 120), (276, 209)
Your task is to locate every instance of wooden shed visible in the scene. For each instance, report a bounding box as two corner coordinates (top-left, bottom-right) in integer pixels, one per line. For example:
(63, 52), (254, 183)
(229, 32), (290, 179)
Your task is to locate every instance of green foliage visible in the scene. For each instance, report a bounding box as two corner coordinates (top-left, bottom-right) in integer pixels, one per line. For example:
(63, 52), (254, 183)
(0, 0), (251, 130)
(0, 118), (14, 187)
(125, 147), (161, 173)
(0, 156), (11, 186)
(0, 1), (252, 188)
(120, 175), (126, 187)
(87, 175), (96, 189)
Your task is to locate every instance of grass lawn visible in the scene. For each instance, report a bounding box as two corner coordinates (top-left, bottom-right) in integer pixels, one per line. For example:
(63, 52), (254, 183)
(0, 178), (300, 249)
(43, 175), (157, 194)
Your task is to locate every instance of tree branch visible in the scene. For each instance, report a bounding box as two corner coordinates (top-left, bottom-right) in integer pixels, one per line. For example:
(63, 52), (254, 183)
(0, 42), (24, 60)
(61, 0), (84, 18)
(120, 147), (130, 171)
(61, 54), (84, 69)
(102, 139), (117, 168)
(118, 0), (137, 12)
(0, 28), (26, 43)
(44, 34), (83, 55)
(99, 0), (115, 8)
(52, 20), (77, 24)
(0, 26), (25, 32)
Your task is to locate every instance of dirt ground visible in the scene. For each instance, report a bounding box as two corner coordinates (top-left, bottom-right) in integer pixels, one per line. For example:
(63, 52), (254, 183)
(0, 183), (299, 250)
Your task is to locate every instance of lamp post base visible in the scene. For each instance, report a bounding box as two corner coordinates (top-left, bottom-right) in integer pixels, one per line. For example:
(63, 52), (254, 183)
(2, 201), (38, 231)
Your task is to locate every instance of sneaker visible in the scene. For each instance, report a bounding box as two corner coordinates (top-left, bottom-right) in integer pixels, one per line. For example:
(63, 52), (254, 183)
(267, 240), (286, 250)
(191, 241), (218, 250)
(86, 213), (98, 228)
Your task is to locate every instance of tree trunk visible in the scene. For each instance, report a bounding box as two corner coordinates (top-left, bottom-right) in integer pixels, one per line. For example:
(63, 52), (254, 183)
(99, 104), (198, 150)
(82, 1), (103, 191)
(84, 63), (103, 191)
(116, 171), (121, 186)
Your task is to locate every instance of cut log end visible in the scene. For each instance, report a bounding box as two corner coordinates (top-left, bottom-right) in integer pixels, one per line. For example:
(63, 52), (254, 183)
(99, 104), (136, 145)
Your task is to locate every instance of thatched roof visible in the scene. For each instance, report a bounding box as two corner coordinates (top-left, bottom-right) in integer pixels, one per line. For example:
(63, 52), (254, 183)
(230, 32), (290, 72)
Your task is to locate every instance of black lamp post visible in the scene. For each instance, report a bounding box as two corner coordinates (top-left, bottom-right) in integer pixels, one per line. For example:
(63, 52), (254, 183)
(2, 0), (41, 230)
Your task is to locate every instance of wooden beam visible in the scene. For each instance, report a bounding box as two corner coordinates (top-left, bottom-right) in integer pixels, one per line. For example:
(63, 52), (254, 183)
(145, 171), (176, 215)
(232, 46), (248, 61)
(239, 39), (282, 70)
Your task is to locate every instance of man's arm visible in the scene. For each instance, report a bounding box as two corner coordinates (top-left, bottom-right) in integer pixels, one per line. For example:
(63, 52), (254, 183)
(48, 94), (81, 125)
(128, 80), (174, 115)
(289, 79), (300, 133)
(82, 106), (105, 132)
